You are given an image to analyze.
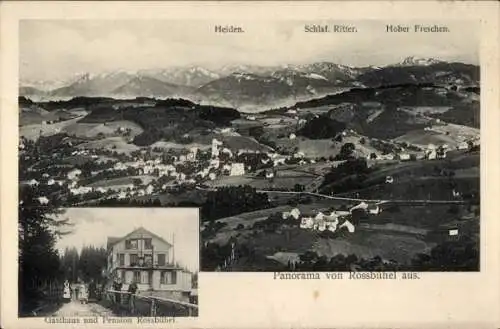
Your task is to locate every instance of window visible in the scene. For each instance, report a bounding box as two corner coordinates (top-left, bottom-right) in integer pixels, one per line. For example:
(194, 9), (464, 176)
(141, 271), (149, 284)
(144, 254), (153, 266)
(157, 254), (166, 266)
(171, 271), (177, 284)
(129, 254), (138, 266)
(119, 254), (125, 266)
(160, 271), (177, 285)
(133, 271), (141, 283)
(126, 239), (138, 250)
(160, 271), (169, 284)
(144, 238), (152, 249)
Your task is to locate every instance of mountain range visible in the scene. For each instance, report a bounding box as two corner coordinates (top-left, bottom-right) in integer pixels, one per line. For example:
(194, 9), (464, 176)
(20, 57), (479, 111)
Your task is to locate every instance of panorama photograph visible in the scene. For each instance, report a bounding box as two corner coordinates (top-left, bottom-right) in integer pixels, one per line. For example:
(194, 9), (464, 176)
(19, 20), (480, 273)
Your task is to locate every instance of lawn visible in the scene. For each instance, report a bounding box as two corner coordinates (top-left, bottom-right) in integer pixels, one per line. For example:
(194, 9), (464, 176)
(149, 140), (211, 151)
(363, 151), (479, 184)
(19, 117), (83, 141)
(86, 175), (155, 188)
(312, 229), (432, 264)
(393, 129), (459, 148)
(220, 135), (273, 152)
(206, 174), (317, 190)
(78, 137), (141, 154)
(139, 189), (207, 206)
(62, 122), (116, 138)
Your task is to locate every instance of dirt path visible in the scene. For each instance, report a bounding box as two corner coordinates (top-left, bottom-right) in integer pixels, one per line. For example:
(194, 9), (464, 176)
(51, 300), (113, 317)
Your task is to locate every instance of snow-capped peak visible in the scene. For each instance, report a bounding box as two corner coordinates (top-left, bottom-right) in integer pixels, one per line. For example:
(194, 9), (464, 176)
(306, 73), (328, 80)
(398, 56), (443, 67)
(230, 72), (256, 81)
(187, 66), (215, 76)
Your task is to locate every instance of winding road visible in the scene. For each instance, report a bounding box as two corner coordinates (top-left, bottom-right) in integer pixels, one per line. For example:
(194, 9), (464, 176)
(195, 186), (467, 205)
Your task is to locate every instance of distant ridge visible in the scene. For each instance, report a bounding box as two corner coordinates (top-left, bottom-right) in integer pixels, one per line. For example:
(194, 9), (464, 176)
(20, 58), (479, 110)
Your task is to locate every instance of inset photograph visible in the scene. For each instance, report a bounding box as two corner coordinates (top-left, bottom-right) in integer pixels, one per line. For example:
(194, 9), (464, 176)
(18, 207), (199, 317)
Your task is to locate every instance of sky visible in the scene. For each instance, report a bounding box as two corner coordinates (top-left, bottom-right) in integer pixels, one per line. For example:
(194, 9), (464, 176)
(20, 20), (479, 82)
(54, 208), (200, 272)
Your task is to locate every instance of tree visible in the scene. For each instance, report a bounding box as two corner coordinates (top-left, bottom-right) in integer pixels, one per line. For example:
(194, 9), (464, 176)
(60, 247), (79, 282)
(299, 251), (318, 265)
(201, 185), (270, 221)
(19, 185), (70, 314)
(298, 116), (346, 139)
(411, 237), (479, 271)
(337, 143), (355, 160)
(328, 254), (348, 270)
(293, 184), (305, 192)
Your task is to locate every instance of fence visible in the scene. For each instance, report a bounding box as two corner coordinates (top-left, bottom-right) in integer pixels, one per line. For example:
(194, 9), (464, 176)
(104, 290), (198, 317)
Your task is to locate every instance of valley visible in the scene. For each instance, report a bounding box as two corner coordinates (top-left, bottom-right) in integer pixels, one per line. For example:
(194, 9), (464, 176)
(19, 57), (480, 272)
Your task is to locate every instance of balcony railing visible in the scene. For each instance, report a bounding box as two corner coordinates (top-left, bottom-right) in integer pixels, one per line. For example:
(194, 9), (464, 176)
(104, 290), (198, 317)
(113, 262), (175, 269)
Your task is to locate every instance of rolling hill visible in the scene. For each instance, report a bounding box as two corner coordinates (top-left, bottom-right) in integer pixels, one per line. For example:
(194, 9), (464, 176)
(292, 83), (480, 138)
(357, 62), (479, 87)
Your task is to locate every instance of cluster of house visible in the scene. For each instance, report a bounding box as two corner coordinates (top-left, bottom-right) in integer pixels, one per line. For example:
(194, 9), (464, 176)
(368, 139), (479, 162)
(210, 138), (315, 174)
(22, 137), (277, 201)
(282, 202), (382, 234)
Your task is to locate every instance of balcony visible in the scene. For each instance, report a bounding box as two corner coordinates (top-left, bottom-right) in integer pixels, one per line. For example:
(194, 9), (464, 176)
(114, 262), (177, 270)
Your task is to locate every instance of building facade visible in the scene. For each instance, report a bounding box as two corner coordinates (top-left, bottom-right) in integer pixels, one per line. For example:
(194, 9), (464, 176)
(106, 227), (192, 301)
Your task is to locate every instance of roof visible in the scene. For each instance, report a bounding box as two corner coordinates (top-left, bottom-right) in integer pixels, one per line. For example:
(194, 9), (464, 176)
(107, 237), (121, 249)
(107, 227), (173, 250)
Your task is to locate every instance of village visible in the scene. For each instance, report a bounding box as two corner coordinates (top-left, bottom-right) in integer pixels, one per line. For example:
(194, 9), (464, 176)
(20, 119), (480, 208)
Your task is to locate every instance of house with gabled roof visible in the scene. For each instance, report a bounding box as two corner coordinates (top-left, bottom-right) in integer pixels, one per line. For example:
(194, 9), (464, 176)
(106, 227), (192, 301)
(368, 204), (382, 215)
(339, 219), (355, 233)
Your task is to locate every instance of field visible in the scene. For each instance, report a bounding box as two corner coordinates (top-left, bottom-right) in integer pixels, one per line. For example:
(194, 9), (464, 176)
(401, 106), (452, 114)
(426, 123), (479, 140)
(86, 175), (156, 189)
(365, 151), (479, 182)
(62, 122), (116, 138)
(312, 229), (431, 264)
(136, 189), (207, 205)
(77, 137), (140, 154)
(220, 135), (273, 152)
(205, 172), (317, 190)
(150, 140), (211, 151)
(393, 129), (459, 148)
(19, 105), (81, 126)
(260, 116), (297, 126)
(393, 123), (479, 149)
(20, 117), (83, 141)
(298, 105), (334, 115)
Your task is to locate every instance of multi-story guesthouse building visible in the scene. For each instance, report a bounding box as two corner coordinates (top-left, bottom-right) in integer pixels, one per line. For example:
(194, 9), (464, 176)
(106, 227), (194, 301)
